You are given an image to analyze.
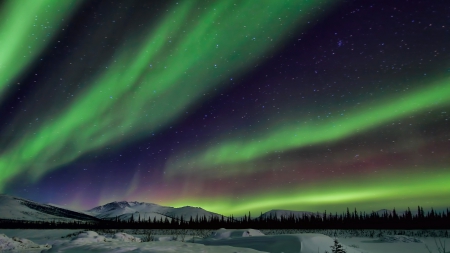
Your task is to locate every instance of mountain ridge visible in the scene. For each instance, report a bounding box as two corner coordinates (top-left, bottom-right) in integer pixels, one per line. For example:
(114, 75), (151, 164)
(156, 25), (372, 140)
(0, 194), (100, 222)
(86, 200), (223, 221)
(1, 194), (422, 223)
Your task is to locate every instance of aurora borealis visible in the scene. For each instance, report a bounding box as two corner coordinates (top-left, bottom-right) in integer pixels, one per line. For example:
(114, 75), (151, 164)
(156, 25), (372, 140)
(0, 0), (82, 100)
(1, 0), (449, 216)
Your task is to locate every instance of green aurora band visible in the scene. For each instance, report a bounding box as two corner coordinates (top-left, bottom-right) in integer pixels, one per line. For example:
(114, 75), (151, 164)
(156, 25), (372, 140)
(167, 77), (450, 175)
(0, 0), (334, 189)
(167, 168), (450, 215)
(0, 0), (83, 100)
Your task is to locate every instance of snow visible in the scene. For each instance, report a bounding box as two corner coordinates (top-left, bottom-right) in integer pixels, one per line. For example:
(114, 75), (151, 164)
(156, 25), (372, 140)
(298, 233), (362, 253)
(45, 240), (266, 253)
(0, 194), (98, 222)
(379, 235), (423, 243)
(110, 212), (172, 223)
(2, 194), (447, 252)
(86, 200), (223, 221)
(42, 230), (265, 253)
(337, 236), (439, 253)
(113, 232), (142, 242)
(199, 229), (363, 253)
(0, 194), (64, 221)
(0, 228), (448, 253)
(208, 228), (266, 239)
(47, 203), (93, 216)
(0, 233), (50, 251)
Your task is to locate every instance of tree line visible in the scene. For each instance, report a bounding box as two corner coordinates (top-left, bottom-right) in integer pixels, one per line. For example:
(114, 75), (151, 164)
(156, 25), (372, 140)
(1, 206), (449, 229)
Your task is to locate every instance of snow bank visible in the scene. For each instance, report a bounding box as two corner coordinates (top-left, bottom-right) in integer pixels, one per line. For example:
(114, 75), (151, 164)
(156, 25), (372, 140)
(70, 231), (109, 244)
(380, 235), (423, 243)
(113, 232), (142, 242)
(0, 233), (50, 251)
(69, 231), (141, 243)
(208, 228), (265, 239)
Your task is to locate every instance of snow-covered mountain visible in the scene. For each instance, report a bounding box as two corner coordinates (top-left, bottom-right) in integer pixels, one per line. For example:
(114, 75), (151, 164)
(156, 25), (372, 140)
(0, 194), (100, 222)
(46, 203), (93, 216)
(86, 201), (223, 221)
(1, 193), (419, 224)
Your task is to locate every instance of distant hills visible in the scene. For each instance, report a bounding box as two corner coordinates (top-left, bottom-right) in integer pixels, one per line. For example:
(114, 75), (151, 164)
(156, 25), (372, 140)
(86, 200), (223, 222)
(0, 194), (419, 223)
(0, 194), (225, 223)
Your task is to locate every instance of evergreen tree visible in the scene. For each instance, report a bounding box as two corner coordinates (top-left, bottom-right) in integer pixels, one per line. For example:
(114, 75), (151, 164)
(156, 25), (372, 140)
(406, 207), (412, 221)
(392, 208), (398, 220)
(330, 238), (346, 253)
(180, 215), (184, 227)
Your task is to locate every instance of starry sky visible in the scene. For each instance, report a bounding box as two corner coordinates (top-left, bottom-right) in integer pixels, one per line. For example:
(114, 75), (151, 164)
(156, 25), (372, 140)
(1, 0), (449, 216)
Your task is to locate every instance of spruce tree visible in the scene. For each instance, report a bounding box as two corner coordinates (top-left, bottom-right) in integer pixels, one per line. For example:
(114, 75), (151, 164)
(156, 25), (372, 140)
(330, 238), (346, 253)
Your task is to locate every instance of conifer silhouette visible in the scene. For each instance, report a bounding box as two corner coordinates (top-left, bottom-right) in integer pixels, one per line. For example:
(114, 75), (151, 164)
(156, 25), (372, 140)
(330, 238), (346, 253)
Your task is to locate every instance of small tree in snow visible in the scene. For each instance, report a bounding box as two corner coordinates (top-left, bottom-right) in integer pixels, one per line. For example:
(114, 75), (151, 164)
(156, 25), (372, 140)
(330, 238), (346, 253)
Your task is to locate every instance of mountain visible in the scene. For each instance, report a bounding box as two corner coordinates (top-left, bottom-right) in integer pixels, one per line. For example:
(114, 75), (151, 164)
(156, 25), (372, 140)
(1, 193), (421, 223)
(86, 201), (223, 221)
(46, 203), (93, 216)
(0, 194), (100, 222)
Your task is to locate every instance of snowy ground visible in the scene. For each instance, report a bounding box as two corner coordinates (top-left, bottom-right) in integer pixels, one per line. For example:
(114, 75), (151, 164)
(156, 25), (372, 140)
(0, 228), (448, 253)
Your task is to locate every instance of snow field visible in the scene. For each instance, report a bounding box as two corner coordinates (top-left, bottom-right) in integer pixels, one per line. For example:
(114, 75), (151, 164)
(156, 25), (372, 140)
(0, 228), (448, 253)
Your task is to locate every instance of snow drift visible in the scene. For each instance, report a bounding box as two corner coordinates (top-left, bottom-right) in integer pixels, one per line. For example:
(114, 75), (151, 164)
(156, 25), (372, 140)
(0, 233), (50, 251)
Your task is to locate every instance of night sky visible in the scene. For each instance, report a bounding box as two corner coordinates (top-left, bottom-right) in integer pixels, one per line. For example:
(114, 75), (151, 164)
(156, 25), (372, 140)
(1, 0), (449, 216)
